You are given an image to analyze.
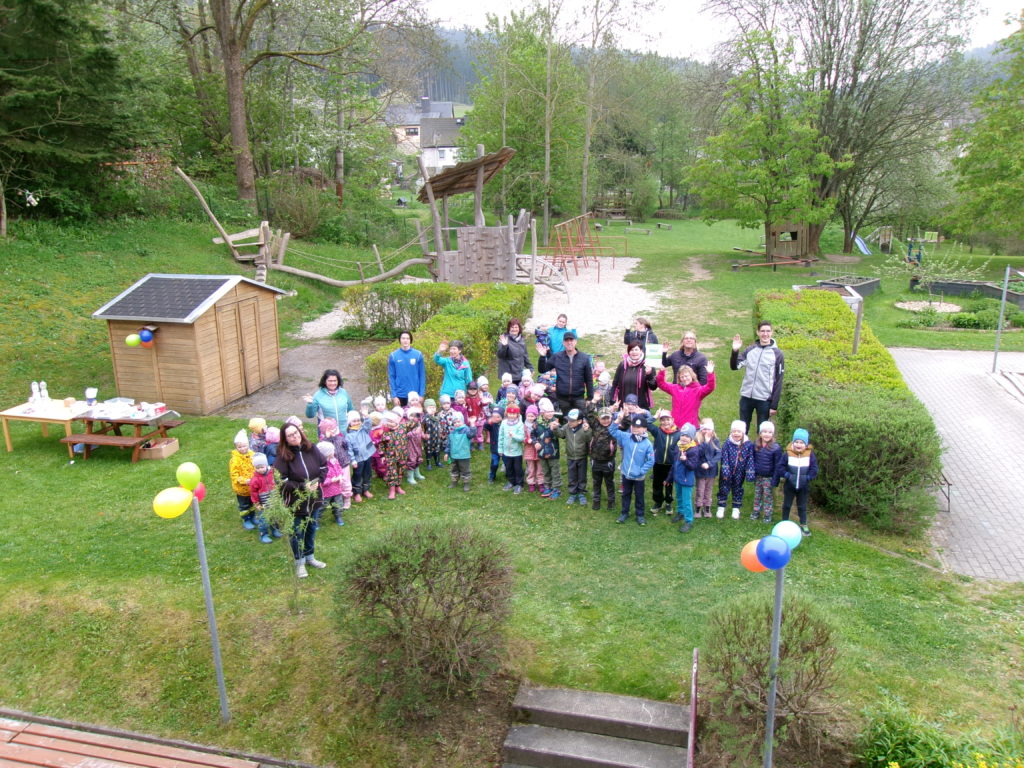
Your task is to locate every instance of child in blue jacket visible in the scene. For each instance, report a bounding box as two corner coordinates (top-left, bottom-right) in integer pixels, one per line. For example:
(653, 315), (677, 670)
(751, 421), (785, 523)
(694, 418), (721, 518)
(607, 413), (656, 525)
(667, 423), (701, 532)
(717, 419), (755, 520)
(781, 428), (818, 536)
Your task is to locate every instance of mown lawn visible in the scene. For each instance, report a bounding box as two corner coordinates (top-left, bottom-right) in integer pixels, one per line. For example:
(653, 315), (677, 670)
(0, 217), (1021, 767)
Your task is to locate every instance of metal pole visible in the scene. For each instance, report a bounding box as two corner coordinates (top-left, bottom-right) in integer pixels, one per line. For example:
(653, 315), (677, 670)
(852, 296), (864, 355)
(191, 497), (230, 723)
(763, 567), (785, 768)
(992, 264), (1011, 374)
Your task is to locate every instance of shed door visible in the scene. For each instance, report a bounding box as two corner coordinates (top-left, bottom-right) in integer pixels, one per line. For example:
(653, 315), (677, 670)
(237, 298), (263, 393)
(216, 305), (246, 402)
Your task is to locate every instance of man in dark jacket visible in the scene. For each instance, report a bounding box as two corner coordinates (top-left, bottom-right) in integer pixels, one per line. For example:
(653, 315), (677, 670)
(538, 332), (593, 415)
(730, 322), (784, 434)
(662, 329), (709, 385)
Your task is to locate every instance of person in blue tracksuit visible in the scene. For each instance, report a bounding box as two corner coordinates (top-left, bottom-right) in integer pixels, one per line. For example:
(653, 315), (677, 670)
(387, 331), (425, 407)
(607, 414), (655, 526)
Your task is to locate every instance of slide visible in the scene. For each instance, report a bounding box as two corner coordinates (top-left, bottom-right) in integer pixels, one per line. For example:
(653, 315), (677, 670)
(853, 235), (871, 255)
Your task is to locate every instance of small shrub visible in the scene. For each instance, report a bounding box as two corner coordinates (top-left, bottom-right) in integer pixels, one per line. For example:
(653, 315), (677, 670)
(338, 522), (513, 719)
(702, 593), (839, 764)
(263, 177), (336, 239)
(857, 700), (963, 768)
(339, 283), (476, 336)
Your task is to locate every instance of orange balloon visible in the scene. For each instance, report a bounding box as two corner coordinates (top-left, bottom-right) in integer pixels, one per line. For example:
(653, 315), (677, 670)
(741, 539), (768, 572)
(140, 339), (155, 348)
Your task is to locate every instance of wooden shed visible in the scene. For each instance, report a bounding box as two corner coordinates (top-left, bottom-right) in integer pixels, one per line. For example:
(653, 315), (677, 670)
(92, 274), (287, 414)
(767, 221), (809, 261)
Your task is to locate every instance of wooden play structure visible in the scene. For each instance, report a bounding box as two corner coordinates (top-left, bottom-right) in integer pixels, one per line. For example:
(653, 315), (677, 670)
(539, 213), (627, 281)
(92, 274), (287, 414)
(733, 220), (818, 269)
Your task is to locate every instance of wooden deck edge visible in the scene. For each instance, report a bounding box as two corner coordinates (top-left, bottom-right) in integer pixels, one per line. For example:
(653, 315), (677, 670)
(0, 709), (321, 768)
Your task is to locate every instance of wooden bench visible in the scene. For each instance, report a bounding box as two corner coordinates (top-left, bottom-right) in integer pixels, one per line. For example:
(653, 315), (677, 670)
(61, 419), (184, 463)
(656, 222), (673, 230)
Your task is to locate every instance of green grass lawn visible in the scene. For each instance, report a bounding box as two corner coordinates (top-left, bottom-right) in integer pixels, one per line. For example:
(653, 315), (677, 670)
(0, 216), (1022, 766)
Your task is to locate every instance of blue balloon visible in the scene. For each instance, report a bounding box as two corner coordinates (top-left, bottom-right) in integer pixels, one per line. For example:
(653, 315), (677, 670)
(772, 520), (803, 550)
(756, 535), (791, 570)
(139, 329), (154, 343)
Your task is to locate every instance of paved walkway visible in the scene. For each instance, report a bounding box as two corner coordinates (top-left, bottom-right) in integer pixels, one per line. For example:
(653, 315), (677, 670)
(891, 348), (1024, 582)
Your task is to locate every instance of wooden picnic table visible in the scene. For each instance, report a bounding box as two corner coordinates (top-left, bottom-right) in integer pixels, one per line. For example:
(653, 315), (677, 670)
(1, 400), (91, 459)
(61, 410), (184, 463)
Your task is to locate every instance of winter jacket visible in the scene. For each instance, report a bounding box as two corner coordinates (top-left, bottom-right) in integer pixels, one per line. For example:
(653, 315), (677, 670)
(321, 457), (348, 498)
(484, 418), (503, 455)
(249, 469), (275, 507)
(668, 437), (701, 486)
(523, 421), (541, 461)
(538, 349), (594, 400)
(305, 387), (353, 424)
(662, 348), (709, 385)
(345, 420), (376, 463)
(318, 423), (352, 466)
(782, 442), (818, 490)
(229, 449), (255, 496)
(719, 437), (755, 484)
(612, 358), (658, 410)
(623, 327), (659, 351)
(730, 340), (785, 410)
(446, 425), (473, 460)
(273, 446), (327, 518)
(498, 418), (525, 457)
(555, 421), (591, 460)
(655, 368), (716, 431)
(753, 441), (785, 485)
(497, 334), (533, 382)
(647, 419), (680, 466)
(465, 393), (484, 423)
(606, 422), (655, 480)
(534, 417), (561, 459)
(695, 437), (722, 479)
(388, 347), (426, 400)
(433, 352), (474, 398)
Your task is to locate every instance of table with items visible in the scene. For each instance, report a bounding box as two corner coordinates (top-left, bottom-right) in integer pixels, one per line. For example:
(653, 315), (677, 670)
(1, 399), (92, 458)
(60, 402), (184, 462)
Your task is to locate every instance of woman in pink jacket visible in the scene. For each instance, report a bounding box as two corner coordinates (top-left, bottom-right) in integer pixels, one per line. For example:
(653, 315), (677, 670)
(656, 360), (716, 430)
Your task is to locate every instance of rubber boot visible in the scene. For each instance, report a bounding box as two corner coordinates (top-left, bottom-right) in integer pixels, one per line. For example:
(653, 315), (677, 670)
(295, 559), (308, 578)
(406, 470), (417, 486)
(388, 486), (396, 500)
(415, 466), (425, 481)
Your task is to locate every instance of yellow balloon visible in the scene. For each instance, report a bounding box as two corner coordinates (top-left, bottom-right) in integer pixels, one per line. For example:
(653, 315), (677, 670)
(153, 486), (193, 519)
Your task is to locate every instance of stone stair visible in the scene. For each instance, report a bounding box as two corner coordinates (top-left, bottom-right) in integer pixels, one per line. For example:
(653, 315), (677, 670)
(502, 686), (692, 768)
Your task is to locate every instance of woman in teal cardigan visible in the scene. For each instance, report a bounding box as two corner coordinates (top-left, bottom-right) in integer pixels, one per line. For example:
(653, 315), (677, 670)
(304, 369), (353, 425)
(433, 340), (474, 398)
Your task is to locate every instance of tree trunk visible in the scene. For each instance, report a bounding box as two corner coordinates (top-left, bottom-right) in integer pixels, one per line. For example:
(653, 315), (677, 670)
(580, 66), (596, 216)
(209, 0), (256, 201)
(806, 221), (825, 257)
(334, 105), (345, 205)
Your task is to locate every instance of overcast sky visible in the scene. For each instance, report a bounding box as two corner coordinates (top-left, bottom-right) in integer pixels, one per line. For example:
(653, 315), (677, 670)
(425, 0), (1022, 60)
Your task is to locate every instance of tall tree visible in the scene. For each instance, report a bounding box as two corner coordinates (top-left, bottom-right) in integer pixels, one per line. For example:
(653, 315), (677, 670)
(708, 0), (974, 253)
(0, 0), (138, 235)
(951, 25), (1024, 239)
(689, 32), (838, 248)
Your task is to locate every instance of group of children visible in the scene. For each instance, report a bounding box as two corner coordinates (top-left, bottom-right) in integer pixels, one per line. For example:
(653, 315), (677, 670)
(227, 368), (818, 542)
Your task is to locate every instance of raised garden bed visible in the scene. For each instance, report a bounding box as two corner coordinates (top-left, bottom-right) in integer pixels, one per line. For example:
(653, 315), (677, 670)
(908, 278), (1024, 309)
(817, 275), (881, 296)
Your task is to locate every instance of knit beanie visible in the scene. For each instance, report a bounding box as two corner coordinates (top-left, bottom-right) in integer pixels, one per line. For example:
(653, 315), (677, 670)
(346, 410), (362, 423)
(452, 411), (465, 424)
(759, 421), (775, 434)
(318, 418), (338, 438)
(265, 427), (280, 444)
(439, 394), (451, 404)
(477, 375), (489, 387)
(316, 440), (335, 457)
(284, 415), (303, 429)
(793, 428), (810, 443)
(730, 420), (746, 433)
(700, 418), (715, 432)
(233, 429), (248, 446)
(248, 417), (266, 432)
(526, 404), (539, 417)
(501, 372), (513, 384)
(252, 452), (268, 468)
(423, 398), (437, 408)
(598, 371), (611, 384)
(538, 398), (554, 413)
(680, 423), (697, 439)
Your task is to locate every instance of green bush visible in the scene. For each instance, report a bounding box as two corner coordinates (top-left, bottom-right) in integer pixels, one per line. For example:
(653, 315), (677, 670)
(337, 522), (513, 719)
(263, 176), (337, 239)
(702, 593), (839, 764)
(338, 283), (478, 335)
(756, 289), (941, 529)
(364, 282), (533, 396)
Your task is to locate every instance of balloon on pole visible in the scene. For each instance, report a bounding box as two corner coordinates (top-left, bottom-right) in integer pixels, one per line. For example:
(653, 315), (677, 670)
(741, 539), (768, 572)
(153, 486), (193, 519)
(193, 482), (207, 502)
(756, 535), (792, 570)
(176, 462), (202, 490)
(771, 520), (803, 550)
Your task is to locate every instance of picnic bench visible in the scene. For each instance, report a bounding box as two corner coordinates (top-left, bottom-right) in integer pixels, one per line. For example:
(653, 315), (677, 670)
(624, 227), (651, 235)
(61, 413), (184, 463)
(0, 713), (263, 768)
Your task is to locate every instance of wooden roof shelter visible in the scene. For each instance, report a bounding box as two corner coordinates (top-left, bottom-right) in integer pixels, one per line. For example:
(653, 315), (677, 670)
(416, 146), (516, 203)
(93, 274), (287, 415)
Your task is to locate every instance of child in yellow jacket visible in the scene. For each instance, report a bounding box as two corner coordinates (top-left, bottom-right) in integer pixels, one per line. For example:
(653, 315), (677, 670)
(228, 429), (257, 530)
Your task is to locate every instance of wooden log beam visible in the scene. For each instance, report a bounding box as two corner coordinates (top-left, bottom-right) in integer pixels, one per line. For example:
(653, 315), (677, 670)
(269, 258), (431, 287)
(174, 166), (240, 260)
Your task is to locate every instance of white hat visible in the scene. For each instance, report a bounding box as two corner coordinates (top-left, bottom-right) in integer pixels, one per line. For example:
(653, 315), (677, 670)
(234, 429), (248, 445)
(477, 375), (489, 386)
(316, 440), (335, 457)
(731, 420), (747, 433)
(347, 410), (362, 423)
(598, 371), (610, 384)
(538, 398), (554, 412)
(521, 369), (533, 380)
(759, 421), (775, 433)
(501, 372), (513, 383)
(382, 410), (400, 424)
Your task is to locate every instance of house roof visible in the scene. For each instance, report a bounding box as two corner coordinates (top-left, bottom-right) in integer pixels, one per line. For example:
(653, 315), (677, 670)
(417, 146), (517, 203)
(92, 274), (287, 324)
(420, 117), (461, 148)
(384, 100), (455, 126)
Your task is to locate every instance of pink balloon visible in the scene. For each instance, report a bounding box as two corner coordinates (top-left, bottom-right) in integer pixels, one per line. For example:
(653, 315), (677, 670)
(193, 482), (207, 502)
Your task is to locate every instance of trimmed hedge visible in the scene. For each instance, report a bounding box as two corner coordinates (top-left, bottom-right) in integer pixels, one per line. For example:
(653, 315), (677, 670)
(755, 289), (941, 529)
(365, 282), (534, 398)
(340, 283), (481, 334)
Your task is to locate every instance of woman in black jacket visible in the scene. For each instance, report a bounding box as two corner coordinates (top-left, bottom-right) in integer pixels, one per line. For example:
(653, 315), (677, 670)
(497, 318), (533, 384)
(274, 422), (328, 579)
(623, 317), (659, 352)
(612, 342), (659, 410)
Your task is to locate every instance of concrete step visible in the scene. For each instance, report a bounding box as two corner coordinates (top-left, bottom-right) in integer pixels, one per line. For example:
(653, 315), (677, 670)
(513, 686), (689, 747)
(503, 725), (687, 768)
